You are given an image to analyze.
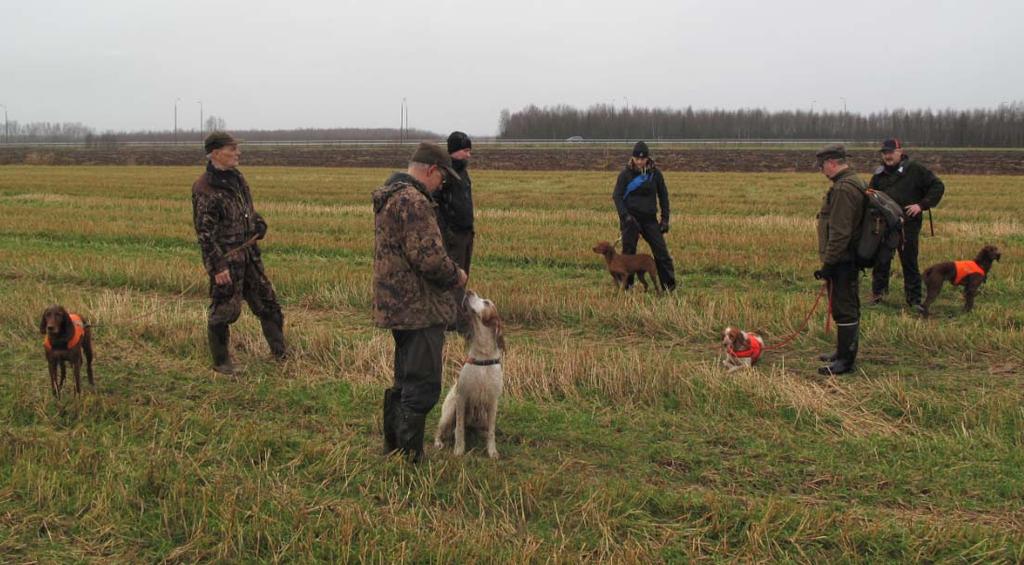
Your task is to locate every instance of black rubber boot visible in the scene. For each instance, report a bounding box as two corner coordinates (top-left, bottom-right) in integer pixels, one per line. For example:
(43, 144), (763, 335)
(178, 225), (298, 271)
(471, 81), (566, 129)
(818, 323), (859, 376)
(817, 350), (838, 362)
(397, 407), (428, 463)
(383, 387), (401, 454)
(208, 324), (234, 375)
(260, 315), (288, 360)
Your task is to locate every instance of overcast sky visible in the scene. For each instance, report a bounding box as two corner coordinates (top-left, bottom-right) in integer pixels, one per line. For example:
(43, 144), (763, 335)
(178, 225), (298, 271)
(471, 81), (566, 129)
(3, 0), (1021, 136)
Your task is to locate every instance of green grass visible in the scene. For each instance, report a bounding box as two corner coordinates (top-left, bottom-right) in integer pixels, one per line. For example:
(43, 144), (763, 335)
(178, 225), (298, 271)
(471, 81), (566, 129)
(1, 165), (1022, 562)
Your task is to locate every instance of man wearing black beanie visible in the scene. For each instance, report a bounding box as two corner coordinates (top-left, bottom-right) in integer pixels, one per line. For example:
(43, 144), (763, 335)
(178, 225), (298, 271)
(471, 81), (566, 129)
(612, 141), (677, 291)
(437, 131), (475, 329)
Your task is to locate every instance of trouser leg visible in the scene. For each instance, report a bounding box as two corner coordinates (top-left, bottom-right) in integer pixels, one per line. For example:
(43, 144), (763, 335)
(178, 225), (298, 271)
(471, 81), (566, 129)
(619, 217), (641, 289)
(819, 263), (860, 375)
(900, 219), (923, 306)
(871, 247), (895, 296)
(639, 218), (677, 290)
(207, 270), (243, 373)
(390, 326), (445, 462)
(242, 259), (287, 359)
(445, 229), (475, 332)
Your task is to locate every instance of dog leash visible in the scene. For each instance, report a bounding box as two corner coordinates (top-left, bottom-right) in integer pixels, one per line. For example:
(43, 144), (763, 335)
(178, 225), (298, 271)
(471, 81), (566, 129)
(761, 282), (831, 352)
(87, 236), (261, 328)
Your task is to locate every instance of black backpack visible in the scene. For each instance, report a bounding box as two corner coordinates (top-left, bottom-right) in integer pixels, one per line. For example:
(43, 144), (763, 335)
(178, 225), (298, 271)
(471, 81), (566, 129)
(855, 188), (904, 268)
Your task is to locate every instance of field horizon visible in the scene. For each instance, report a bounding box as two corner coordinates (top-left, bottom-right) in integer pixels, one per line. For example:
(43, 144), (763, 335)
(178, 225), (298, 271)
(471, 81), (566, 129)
(1, 165), (1022, 562)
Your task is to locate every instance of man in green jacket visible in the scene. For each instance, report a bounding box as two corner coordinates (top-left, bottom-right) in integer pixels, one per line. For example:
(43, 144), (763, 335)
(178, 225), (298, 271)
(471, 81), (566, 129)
(814, 144), (866, 376)
(869, 138), (945, 311)
(373, 142), (468, 462)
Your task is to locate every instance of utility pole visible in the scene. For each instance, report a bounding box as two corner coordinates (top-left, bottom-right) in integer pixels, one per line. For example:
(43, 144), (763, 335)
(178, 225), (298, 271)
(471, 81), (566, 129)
(197, 100), (203, 138)
(174, 97), (180, 143)
(0, 104), (7, 143)
(840, 97), (847, 113)
(400, 98), (406, 144)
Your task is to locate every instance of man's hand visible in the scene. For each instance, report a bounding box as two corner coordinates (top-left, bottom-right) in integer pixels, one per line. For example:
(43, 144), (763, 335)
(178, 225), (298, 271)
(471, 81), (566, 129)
(813, 264), (837, 280)
(904, 203), (923, 218)
(255, 221), (268, 240)
(659, 219), (670, 234)
(214, 269), (232, 286)
(455, 268), (468, 288)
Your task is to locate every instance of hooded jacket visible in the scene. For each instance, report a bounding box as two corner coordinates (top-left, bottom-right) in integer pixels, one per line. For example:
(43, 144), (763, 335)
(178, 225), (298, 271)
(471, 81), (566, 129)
(372, 172), (461, 329)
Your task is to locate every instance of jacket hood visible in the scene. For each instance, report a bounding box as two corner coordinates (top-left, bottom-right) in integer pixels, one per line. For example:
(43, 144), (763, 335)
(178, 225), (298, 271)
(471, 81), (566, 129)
(372, 172), (430, 213)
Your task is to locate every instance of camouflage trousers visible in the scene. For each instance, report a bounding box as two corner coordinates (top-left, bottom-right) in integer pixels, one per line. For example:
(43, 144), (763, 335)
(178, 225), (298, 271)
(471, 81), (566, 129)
(207, 258), (283, 328)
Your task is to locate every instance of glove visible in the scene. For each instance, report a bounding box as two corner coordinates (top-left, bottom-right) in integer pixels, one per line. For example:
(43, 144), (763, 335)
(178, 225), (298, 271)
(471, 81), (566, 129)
(659, 220), (670, 234)
(813, 264), (837, 280)
(255, 219), (268, 240)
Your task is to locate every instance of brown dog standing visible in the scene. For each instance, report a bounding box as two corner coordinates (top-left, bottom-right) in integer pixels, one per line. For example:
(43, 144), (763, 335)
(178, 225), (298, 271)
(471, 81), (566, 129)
(921, 245), (1001, 317)
(592, 240), (662, 292)
(39, 305), (94, 398)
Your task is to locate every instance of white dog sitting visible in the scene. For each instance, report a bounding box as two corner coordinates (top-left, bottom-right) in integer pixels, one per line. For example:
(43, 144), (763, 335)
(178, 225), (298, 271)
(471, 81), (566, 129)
(721, 326), (764, 372)
(434, 290), (505, 459)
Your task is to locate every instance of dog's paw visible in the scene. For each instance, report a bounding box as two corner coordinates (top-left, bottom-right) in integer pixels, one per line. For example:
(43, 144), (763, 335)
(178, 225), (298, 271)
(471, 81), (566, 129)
(453, 445), (465, 456)
(434, 439), (445, 449)
(488, 448), (500, 459)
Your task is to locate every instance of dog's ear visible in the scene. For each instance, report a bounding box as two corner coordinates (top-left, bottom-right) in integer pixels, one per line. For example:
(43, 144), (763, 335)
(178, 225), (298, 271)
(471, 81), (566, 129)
(482, 306), (505, 351)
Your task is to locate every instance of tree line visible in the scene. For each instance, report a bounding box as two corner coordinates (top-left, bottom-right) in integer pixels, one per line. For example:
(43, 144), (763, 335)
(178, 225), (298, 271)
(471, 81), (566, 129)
(497, 102), (1024, 147)
(0, 120), (438, 144)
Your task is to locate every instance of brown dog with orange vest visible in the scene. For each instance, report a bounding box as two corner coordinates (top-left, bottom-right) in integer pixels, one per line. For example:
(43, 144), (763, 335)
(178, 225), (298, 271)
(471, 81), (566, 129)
(920, 245), (1001, 317)
(39, 304), (94, 398)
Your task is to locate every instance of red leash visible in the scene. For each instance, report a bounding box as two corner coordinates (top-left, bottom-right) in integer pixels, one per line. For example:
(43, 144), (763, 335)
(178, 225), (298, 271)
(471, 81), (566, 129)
(762, 282), (832, 352)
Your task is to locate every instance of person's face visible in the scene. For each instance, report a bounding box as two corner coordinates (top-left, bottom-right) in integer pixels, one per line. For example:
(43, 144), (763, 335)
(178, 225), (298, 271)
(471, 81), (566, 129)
(210, 144), (241, 169)
(450, 148), (471, 161)
(881, 148), (903, 167)
(819, 158), (841, 177)
(632, 156), (648, 168)
(425, 164), (446, 191)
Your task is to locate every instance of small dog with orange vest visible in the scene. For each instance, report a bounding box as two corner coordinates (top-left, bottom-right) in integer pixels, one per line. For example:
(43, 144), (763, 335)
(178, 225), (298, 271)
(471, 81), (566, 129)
(721, 326), (764, 372)
(39, 304), (94, 398)
(920, 245), (1001, 317)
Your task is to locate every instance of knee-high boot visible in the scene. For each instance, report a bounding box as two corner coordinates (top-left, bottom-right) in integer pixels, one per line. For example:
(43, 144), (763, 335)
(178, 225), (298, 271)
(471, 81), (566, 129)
(818, 323), (858, 376)
(208, 324), (234, 375)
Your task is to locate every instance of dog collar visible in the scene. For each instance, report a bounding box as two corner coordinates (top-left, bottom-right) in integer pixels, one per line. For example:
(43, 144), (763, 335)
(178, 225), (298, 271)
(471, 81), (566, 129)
(466, 357), (501, 366)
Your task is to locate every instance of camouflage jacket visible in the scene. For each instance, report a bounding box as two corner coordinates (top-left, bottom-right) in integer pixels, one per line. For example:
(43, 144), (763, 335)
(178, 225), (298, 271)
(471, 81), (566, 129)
(817, 168), (866, 265)
(191, 162), (267, 276)
(372, 173), (460, 330)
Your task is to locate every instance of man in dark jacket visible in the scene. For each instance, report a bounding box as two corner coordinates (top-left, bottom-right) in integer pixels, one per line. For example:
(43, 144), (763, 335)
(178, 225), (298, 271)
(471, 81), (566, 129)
(869, 138), (945, 311)
(436, 131), (475, 330)
(373, 142), (468, 462)
(814, 144), (866, 376)
(192, 131), (287, 375)
(611, 141), (677, 291)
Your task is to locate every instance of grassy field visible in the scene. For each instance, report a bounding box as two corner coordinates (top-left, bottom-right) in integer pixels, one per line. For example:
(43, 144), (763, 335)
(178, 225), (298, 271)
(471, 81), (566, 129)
(1, 165), (1022, 562)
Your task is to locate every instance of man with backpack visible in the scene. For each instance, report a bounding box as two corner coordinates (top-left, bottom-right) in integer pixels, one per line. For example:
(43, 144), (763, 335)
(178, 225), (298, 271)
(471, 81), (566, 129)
(814, 145), (866, 376)
(868, 138), (945, 312)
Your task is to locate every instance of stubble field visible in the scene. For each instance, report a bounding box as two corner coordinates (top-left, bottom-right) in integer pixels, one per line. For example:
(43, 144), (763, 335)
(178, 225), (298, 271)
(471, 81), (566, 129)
(1, 164), (1022, 562)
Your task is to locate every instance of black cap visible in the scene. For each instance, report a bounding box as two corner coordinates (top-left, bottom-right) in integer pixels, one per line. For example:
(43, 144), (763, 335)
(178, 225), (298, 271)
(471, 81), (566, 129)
(204, 131), (239, 153)
(632, 141), (649, 158)
(880, 138), (903, 152)
(815, 144), (848, 167)
(447, 131), (472, 154)
(410, 142), (461, 181)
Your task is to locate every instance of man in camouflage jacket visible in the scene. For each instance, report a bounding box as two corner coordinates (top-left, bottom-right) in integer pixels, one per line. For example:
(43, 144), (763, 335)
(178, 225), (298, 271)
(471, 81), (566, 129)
(814, 144), (866, 376)
(192, 131), (287, 375)
(373, 142), (467, 462)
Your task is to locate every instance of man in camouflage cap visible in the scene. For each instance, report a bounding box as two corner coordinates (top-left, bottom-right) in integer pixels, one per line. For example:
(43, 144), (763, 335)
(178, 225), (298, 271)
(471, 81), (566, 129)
(373, 142), (468, 462)
(192, 131), (287, 375)
(813, 144), (866, 376)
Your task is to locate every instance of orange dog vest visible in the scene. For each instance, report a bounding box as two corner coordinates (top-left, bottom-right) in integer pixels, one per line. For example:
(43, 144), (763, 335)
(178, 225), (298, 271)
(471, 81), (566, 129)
(44, 313), (85, 351)
(729, 333), (763, 363)
(953, 261), (986, 285)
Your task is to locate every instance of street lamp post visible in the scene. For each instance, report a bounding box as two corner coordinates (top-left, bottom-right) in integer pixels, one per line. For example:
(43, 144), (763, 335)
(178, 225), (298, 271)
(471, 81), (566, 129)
(197, 100), (204, 139)
(174, 97), (181, 143)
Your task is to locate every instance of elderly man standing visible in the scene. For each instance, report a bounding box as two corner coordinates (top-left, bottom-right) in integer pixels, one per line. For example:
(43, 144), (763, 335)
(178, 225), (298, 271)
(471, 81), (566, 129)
(869, 138), (945, 312)
(814, 145), (866, 376)
(374, 142), (468, 462)
(192, 131), (287, 375)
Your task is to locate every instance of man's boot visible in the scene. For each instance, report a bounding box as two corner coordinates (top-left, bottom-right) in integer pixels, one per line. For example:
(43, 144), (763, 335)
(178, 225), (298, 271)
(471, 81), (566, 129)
(383, 387), (401, 454)
(818, 323), (858, 376)
(260, 314), (288, 361)
(208, 324), (235, 375)
(396, 406), (428, 463)
(817, 350), (837, 362)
